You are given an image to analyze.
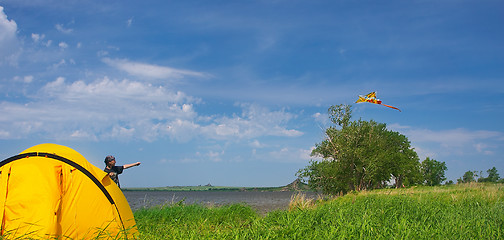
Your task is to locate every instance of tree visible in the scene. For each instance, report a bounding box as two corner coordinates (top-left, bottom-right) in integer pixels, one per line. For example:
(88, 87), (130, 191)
(421, 157), (447, 186)
(486, 167), (500, 182)
(297, 104), (421, 195)
(383, 130), (422, 188)
(458, 171), (477, 183)
(478, 167), (500, 183)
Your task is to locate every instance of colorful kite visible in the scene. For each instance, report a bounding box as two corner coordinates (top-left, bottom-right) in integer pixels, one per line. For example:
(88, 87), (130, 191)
(356, 92), (401, 112)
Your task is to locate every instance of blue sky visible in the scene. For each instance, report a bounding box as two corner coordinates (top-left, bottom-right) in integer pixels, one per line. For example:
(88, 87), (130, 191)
(0, 0), (502, 188)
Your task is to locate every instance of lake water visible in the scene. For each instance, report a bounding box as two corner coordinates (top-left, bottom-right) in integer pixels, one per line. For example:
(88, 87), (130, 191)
(123, 191), (320, 215)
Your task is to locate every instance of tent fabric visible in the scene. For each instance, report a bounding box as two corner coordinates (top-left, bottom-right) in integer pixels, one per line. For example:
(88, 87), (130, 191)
(0, 143), (137, 239)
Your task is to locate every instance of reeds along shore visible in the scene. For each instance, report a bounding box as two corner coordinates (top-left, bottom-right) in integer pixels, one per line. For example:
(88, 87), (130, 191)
(133, 183), (504, 240)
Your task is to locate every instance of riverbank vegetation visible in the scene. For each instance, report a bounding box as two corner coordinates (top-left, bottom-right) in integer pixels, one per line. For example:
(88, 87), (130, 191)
(134, 183), (504, 239)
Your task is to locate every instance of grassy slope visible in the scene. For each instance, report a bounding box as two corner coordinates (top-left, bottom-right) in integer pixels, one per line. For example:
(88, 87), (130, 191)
(134, 183), (504, 239)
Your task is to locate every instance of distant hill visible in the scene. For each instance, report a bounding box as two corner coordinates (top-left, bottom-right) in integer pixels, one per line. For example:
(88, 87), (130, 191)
(281, 179), (311, 191)
(124, 179), (312, 192)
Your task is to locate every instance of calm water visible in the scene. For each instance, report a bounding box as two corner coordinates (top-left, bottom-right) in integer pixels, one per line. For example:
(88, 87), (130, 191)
(123, 191), (320, 214)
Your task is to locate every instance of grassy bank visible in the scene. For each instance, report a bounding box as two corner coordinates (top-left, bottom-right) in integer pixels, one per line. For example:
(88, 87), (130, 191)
(134, 183), (504, 239)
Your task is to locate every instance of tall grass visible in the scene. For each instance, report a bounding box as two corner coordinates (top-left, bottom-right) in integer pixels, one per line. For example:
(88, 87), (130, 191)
(134, 183), (504, 239)
(0, 223), (137, 240)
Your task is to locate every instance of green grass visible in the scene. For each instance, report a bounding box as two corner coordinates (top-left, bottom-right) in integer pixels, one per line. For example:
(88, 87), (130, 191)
(134, 183), (504, 239)
(134, 202), (259, 239)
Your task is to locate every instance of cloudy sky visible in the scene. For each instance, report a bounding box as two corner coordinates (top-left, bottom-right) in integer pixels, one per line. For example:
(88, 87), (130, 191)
(0, 0), (502, 187)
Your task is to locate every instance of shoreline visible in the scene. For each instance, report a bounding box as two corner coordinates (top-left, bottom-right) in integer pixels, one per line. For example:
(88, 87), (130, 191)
(123, 190), (321, 215)
(123, 180), (312, 192)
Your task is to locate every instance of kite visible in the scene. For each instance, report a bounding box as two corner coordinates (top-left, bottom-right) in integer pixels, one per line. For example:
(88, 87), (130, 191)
(356, 92), (401, 112)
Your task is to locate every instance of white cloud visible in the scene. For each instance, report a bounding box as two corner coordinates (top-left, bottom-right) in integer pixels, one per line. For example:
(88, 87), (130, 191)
(97, 50), (109, 57)
(164, 104), (303, 142)
(70, 130), (97, 140)
(0, 129), (9, 138)
(55, 23), (73, 34)
(410, 145), (437, 161)
(0, 6), (20, 65)
(24, 75), (33, 83)
(0, 76), (303, 143)
(250, 139), (266, 148)
(0, 77), (197, 140)
(42, 77), (196, 110)
(312, 112), (322, 120)
(51, 59), (66, 69)
(474, 143), (495, 155)
(13, 75), (34, 83)
(0, 7), (16, 42)
(267, 147), (314, 163)
(165, 119), (200, 142)
(199, 103), (303, 139)
(406, 128), (501, 148)
(207, 150), (224, 162)
(59, 42), (68, 49)
(31, 33), (44, 42)
(388, 124), (504, 158)
(102, 58), (210, 81)
(31, 33), (52, 48)
(107, 125), (136, 139)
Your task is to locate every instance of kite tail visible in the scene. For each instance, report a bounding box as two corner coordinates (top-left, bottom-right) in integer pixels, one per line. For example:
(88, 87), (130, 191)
(381, 104), (401, 112)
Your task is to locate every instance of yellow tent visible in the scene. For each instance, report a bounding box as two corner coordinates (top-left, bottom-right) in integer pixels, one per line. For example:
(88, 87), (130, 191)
(0, 143), (137, 239)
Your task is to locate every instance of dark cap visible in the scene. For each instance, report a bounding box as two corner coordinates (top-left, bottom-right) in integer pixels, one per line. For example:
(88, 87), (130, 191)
(104, 155), (115, 164)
